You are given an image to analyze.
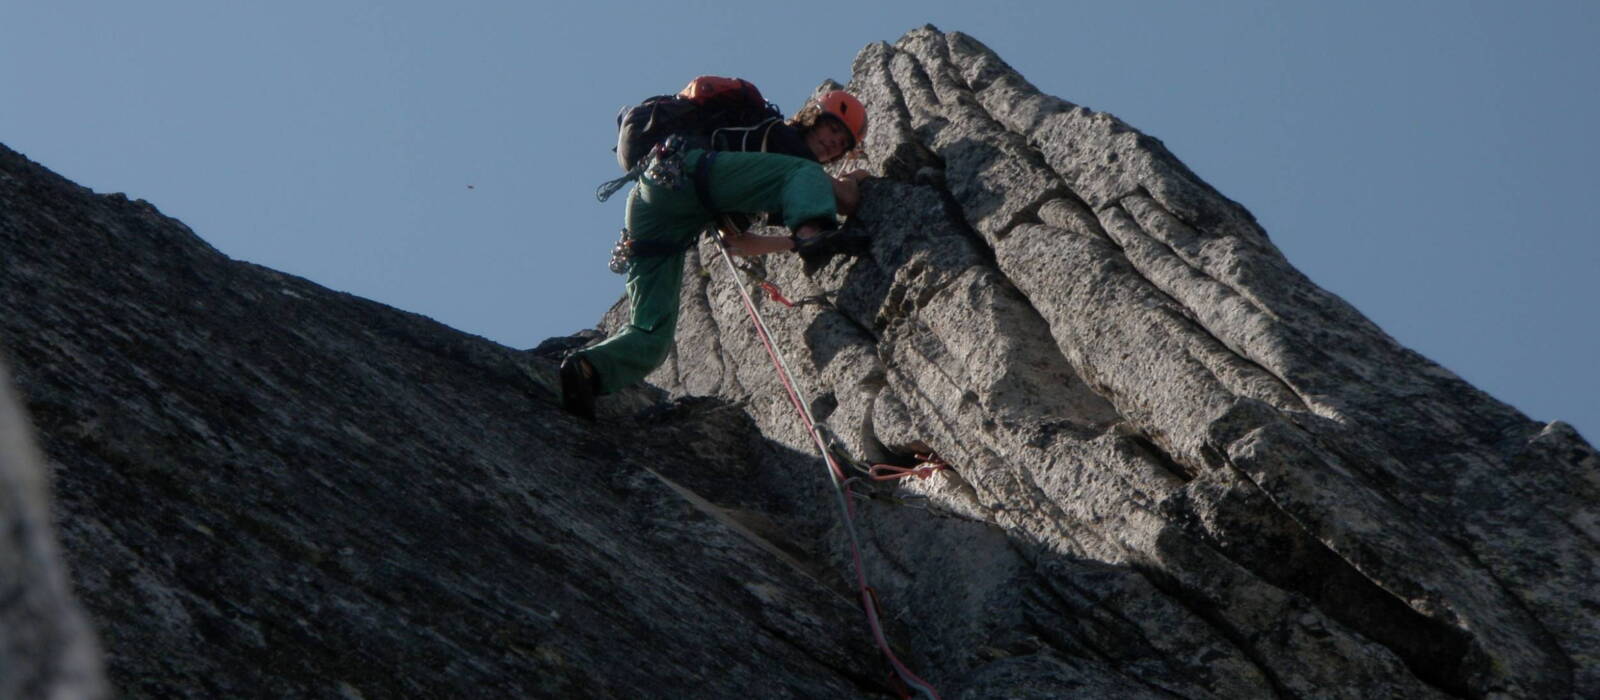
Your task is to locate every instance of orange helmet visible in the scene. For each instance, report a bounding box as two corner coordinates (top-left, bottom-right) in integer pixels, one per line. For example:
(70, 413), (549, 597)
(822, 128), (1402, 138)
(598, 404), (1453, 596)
(815, 90), (867, 147)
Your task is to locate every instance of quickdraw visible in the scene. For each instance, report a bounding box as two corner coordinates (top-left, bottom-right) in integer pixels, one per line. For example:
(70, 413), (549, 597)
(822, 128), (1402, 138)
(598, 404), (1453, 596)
(757, 280), (794, 307)
(868, 453), (950, 482)
(608, 228), (700, 275)
(723, 256), (829, 309)
(608, 230), (634, 274)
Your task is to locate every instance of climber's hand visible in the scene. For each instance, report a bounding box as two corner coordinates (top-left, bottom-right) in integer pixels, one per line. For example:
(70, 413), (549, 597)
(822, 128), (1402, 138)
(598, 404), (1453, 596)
(832, 176), (862, 217)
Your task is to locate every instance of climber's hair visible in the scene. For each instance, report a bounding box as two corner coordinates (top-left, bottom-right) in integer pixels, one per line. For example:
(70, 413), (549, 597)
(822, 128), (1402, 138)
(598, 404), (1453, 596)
(788, 102), (831, 133)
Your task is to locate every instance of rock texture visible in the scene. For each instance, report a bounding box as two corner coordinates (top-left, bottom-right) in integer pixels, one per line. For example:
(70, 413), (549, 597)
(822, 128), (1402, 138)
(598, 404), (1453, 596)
(0, 146), (887, 697)
(618, 26), (1600, 699)
(0, 356), (107, 699)
(2, 25), (1597, 699)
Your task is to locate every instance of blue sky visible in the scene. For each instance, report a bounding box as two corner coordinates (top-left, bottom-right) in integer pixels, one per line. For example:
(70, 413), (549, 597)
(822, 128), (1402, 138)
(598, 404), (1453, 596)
(4, 1), (1596, 440)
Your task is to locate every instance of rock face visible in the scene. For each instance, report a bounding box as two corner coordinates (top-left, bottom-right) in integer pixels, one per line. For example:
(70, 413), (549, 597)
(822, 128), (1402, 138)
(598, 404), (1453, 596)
(0, 145), (885, 697)
(0, 357), (107, 699)
(2, 25), (1597, 699)
(614, 26), (1600, 698)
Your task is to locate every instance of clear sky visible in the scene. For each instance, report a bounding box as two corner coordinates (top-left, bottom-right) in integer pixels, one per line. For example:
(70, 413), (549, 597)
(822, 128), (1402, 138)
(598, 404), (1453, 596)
(4, 1), (1596, 441)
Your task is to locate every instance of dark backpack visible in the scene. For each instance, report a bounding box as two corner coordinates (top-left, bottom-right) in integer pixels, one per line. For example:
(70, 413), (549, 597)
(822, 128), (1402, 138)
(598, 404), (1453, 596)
(614, 76), (782, 171)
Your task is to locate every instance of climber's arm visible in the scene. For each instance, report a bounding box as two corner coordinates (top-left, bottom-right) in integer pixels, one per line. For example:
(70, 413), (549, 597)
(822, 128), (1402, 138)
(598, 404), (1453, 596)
(719, 219), (844, 257)
(719, 228), (794, 257)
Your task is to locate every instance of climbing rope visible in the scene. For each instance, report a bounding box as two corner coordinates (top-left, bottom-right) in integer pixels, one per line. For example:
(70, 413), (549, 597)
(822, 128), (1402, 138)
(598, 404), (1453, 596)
(713, 242), (942, 700)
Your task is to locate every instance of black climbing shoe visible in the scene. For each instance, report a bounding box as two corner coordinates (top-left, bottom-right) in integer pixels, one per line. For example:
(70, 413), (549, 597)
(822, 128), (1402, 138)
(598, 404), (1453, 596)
(791, 227), (839, 254)
(560, 355), (598, 420)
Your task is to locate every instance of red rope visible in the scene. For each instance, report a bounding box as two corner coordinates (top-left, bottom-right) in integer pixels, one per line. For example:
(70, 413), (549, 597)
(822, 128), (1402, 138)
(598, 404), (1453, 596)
(868, 453), (949, 482)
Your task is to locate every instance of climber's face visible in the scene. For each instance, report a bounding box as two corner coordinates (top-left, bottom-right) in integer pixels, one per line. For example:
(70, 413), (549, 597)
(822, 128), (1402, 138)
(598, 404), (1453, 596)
(805, 118), (853, 164)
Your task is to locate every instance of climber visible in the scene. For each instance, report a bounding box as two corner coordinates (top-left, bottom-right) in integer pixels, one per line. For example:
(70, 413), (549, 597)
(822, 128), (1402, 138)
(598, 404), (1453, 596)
(560, 89), (871, 419)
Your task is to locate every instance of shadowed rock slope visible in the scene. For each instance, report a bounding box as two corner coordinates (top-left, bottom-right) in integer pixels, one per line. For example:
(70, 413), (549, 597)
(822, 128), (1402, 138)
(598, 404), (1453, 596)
(0, 144), (887, 698)
(3, 25), (1597, 699)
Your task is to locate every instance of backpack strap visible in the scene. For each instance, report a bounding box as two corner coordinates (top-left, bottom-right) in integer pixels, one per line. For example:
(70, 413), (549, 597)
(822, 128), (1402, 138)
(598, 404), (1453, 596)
(759, 119), (776, 153)
(710, 116), (782, 153)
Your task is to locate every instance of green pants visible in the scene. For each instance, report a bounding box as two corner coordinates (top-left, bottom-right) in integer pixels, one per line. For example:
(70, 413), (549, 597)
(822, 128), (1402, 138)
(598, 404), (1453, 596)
(579, 149), (837, 395)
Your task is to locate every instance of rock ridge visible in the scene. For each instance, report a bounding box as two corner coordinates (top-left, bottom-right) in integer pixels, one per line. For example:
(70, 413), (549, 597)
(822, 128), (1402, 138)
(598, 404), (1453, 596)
(614, 25), (1599, 698)
(1, 24), (1596, 699)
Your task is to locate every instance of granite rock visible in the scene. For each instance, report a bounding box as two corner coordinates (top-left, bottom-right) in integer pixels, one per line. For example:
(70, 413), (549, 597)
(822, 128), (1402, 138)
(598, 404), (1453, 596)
(626, 25), (1599, 699)
(2, 24), (1598, 700)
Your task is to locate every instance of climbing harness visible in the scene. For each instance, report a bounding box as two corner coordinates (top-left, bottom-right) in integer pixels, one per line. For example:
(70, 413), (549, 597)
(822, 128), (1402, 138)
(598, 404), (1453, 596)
(712, 243), (942, 700)
(608, 228), (699, 274)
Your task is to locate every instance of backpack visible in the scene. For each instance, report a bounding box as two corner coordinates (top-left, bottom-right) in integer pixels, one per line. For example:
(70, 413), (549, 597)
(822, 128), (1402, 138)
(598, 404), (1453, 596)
(613, 76), (782, 172)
